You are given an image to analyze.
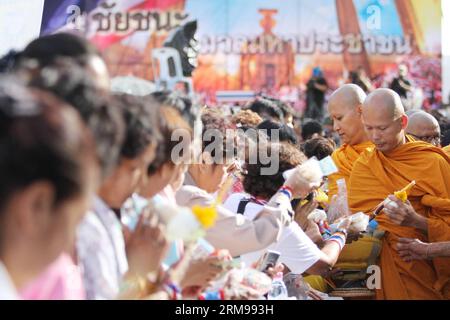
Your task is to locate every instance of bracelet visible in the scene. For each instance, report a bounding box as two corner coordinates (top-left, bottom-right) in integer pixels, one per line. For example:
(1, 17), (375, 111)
(281, 185), (294, 195)
(326, 234), (346, 251)
(163, 282), (182, 300)
(279, 186), (293, 200)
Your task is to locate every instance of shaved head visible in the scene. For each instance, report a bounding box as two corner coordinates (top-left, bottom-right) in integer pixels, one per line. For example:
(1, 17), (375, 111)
(327, 84), (368, 145)
(328, 84), (366, 111)
(406, 109), (421, 117)
(363, 88), (405, 119)
(361, 89), (408, 153)
(406, 111), (441, 146)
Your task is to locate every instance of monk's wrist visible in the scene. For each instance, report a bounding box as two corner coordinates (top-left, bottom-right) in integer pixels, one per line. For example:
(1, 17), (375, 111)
(426, 243), (437, 259)
(412, 215), (428, 233)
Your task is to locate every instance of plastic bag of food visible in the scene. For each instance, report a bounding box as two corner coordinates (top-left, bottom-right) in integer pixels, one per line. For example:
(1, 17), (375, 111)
(327, 179), (350, 223)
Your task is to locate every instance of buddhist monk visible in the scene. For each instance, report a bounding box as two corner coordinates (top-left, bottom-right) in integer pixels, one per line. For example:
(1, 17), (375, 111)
(406, 111), (441, 147)
(327, 84), (373, 197)
(348, 88), (450, 300)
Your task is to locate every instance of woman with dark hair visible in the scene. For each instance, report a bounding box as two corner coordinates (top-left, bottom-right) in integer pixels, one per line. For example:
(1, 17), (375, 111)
(76, 93), (166, 300)
(224, 142), (351, 276)
(0, 78), (99, 299)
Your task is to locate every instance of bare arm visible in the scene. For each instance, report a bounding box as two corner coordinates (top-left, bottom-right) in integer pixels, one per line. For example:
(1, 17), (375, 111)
(428, 242), (450, 258)
(305, 239), (343, 275)
(397, 238), (450, 260)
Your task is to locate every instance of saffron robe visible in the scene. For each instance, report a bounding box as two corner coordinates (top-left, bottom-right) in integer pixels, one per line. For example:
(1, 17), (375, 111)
(328, 141), (374, 197)
(348, 139), (450, 299)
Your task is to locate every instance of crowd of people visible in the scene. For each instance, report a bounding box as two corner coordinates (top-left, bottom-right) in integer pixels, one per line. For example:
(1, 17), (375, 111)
(304, 62), (446, 125)
(0, 32), (449, 300)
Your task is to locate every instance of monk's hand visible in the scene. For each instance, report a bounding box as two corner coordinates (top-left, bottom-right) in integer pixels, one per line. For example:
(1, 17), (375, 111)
(396, 238), (430, 261)
(383, 195), (427, 231)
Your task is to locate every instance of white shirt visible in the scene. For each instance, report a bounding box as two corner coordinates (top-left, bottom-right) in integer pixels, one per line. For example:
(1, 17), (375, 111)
(224, 193), (321, 274)
(0, 262), (19, 300)
(76, 196), (128, 300)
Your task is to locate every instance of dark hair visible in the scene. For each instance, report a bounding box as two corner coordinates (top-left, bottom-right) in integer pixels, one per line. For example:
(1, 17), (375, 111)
(0, 50), (22, 74)
(26, 58), (125, 177)
(243, 142), (306, 199)
(0, 77), (96, 210)
(113, 93), (160, 159)
(442, 129), (450, 147)
(301, 137), (336, 160)
(257, 119), (298, 145)
(245, 97), (283, 122)
(20, 33), (99, 68)
(301, 120), (323, 141)
(277, 101), (295, 120)
(149, 90), (199, 129)
(147, 102), (192, 175)
(260, 95), (295, 121)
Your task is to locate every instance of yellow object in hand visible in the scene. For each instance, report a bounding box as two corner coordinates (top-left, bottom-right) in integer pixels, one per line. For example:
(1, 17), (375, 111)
(393, 180), (416, 203)
(300, 189), (329, 206)
(192, 205), (218, 229)
(315, 189), (329, 204)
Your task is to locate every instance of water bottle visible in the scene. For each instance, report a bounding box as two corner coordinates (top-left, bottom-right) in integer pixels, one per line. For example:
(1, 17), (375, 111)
(267, 272), (289, 300)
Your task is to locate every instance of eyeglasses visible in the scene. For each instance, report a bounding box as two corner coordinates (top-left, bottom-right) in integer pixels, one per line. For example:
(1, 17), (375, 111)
(409, 133), (441, 145)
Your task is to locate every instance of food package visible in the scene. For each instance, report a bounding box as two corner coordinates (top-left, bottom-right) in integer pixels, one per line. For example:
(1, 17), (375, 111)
(307, 209), (328, 223)
(348, 212), (369, 233)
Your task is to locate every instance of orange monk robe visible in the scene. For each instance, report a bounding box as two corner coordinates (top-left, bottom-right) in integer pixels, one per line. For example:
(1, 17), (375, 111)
(328, 141), (374, 198)
(444, 145), (450, 157)
(348, 139), (450, 300)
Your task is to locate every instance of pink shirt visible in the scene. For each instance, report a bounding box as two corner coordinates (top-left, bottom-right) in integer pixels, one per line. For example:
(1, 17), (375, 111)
(20, 253), (85, 300)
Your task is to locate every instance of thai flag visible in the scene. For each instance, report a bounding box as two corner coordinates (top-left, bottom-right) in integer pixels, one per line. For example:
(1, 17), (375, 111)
(40, 0), (185, 50)
(40, 0), (102, 36)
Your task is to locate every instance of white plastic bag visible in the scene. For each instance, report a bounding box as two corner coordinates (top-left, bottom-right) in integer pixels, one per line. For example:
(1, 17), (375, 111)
(348, 212), (369, 233)
(327, 178), (350, 223)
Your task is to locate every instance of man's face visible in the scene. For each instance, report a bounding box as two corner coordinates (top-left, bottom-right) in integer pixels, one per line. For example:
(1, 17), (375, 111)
(406, 122), (441, 147)
(328, 101), (363, 145)
(362, 107), (405, 153)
